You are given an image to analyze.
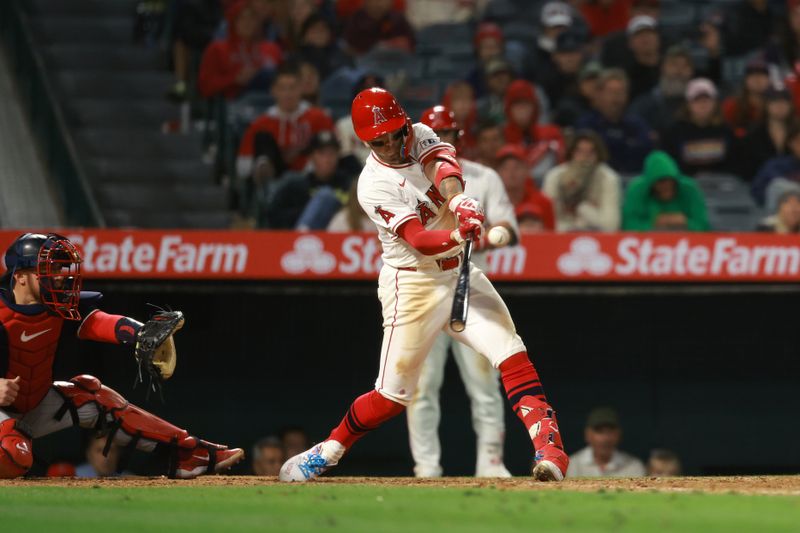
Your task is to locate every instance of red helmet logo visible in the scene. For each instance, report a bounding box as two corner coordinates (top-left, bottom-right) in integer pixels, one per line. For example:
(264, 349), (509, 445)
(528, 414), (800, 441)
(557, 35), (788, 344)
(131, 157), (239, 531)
(372, 105), (388, 126)
(351, 88), (408, 142)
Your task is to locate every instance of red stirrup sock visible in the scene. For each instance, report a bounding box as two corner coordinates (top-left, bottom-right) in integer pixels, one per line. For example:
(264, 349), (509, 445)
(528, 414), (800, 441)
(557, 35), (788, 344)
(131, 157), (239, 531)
(327, 390), (405, 449)
(499, 352), (565, 455)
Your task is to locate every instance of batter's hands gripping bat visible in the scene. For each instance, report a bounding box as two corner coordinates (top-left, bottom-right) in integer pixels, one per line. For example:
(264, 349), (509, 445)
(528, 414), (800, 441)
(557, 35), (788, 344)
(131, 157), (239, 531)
(450, 235), (473, 332)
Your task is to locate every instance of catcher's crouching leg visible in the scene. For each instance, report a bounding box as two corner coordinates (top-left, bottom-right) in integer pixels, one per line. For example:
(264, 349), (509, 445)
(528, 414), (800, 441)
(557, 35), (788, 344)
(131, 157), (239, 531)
(0, 419), (33, 479)
(52, 375), (244, 479)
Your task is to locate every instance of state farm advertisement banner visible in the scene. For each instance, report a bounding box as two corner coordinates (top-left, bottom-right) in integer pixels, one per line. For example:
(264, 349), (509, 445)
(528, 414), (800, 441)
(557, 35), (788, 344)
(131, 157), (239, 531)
(1, 230), (800, 282)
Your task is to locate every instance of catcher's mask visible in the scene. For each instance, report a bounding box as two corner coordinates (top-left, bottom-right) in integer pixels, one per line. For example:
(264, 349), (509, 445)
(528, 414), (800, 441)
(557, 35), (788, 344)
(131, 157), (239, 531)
(3, 232), (82, 319)
(35, 234), (83, 320)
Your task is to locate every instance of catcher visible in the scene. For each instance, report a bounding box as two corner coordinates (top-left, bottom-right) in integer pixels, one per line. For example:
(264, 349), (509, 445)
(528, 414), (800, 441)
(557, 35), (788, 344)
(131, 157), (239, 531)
(0, 233), (244, 479)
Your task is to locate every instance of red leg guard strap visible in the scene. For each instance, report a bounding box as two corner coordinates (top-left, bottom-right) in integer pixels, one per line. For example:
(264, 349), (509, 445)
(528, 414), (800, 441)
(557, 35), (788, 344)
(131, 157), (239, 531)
(328, 390), (405, 449)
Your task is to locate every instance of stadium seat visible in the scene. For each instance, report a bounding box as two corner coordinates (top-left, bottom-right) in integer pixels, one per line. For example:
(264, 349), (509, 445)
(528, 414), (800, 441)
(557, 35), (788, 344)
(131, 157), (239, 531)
(86, 157), (214, 184)
(696, 173), (764, 231)
(55, 71), (174, 99)
(43, 45), (164, 71)
(65, 99), (179, 129)
(416, 23), (475, 48)
(501, 21), (539, 46)
(30, 18), (134, 45)
(27, 0), (137, 17)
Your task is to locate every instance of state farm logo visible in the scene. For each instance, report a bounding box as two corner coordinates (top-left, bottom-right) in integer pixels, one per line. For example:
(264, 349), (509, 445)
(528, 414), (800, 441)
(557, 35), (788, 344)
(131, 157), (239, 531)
(281, 235), (336, 274)
(557, 237), (612, 276)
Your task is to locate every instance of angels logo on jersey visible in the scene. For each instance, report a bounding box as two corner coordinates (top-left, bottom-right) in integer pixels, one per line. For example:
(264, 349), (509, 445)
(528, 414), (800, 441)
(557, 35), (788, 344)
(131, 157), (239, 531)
(416, 200), (436, 225)
(372, 106), (387, 126)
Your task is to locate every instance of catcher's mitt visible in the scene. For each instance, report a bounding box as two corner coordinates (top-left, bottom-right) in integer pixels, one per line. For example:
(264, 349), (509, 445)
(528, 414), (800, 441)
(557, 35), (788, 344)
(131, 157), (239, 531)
(134, 309), (184, 396)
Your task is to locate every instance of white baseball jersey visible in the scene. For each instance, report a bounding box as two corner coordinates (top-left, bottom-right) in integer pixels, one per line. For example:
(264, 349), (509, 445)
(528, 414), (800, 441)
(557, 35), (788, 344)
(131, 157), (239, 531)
(459, 158), (519, 270)
(357, 123), (461, 270)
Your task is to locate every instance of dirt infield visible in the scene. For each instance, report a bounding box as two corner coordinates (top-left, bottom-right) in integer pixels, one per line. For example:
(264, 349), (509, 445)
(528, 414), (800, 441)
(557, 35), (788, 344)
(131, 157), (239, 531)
(3, 475), (800, 495)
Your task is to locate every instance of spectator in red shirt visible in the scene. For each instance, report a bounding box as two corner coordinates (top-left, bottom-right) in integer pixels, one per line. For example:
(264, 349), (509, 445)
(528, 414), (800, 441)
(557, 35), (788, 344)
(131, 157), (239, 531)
(198, 0), (283, 100)
(496, 144), (556, 230)
(237, 63), (334, 176)
(343, 0), (416, 56)
(722, 58), (772, 137)
(503, 80), (565, 180)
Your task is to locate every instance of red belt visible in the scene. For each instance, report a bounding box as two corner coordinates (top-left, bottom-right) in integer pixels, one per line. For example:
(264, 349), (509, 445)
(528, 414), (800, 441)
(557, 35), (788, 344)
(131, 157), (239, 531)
(397, 252), (463, 272)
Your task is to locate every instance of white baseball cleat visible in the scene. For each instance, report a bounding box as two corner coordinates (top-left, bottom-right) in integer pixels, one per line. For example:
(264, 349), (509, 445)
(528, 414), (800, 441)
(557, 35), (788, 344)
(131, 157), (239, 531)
(532, 460), (565, 482)
(476, 464), (512, 478)
(279, 441), (344, 482)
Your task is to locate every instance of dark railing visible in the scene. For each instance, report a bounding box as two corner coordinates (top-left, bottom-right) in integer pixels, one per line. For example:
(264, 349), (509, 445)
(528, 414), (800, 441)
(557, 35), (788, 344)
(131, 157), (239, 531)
(0, 0), (105, 227)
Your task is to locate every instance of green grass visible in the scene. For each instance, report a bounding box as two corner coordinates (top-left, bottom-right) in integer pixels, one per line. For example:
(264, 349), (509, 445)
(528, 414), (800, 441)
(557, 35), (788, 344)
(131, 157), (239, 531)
(1, 484), (799, 533)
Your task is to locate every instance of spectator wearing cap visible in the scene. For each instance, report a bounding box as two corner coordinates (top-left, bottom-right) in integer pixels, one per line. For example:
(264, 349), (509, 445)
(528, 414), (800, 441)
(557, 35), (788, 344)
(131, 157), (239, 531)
(741, 87), (799, 181)
(757, 188), (800, 233)
(336, 74), (385, 165)
(198, 0), (283, 100)
(237, 63), (334, 178)
(612, 15), (662, 101)
(567, 407), (646, 478)
(622, 150), (710, 231)
(476, 58), (517, 124)
(343, 0), (415, 56)
(466, 22), (506, 99)
(531, 2), (576, 72)
(265, 131), (354, 229)
(751, 124), (800, 206)
(660, 78), (738, 178)
(647, 449), (682, 477)
(538, 30), (589, 127)
(723, 0), (779, 57)
(722, 58), (772, 138)
(542, 130), (621, 232)
(576, 69), (654, 174)
(496, 144), (555, 230)
(503, 80), (565, 180)
(630, 45), (694, 134)
(292, 14), (352, 81)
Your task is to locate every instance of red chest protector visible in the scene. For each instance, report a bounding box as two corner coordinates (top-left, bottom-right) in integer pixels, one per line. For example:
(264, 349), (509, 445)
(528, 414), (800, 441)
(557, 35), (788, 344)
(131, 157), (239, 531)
(0, 299), (63, 413)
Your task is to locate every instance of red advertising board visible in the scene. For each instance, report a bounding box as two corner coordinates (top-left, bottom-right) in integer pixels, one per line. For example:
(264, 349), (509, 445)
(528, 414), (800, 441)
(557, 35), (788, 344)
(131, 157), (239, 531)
(1, 230), (800, 282)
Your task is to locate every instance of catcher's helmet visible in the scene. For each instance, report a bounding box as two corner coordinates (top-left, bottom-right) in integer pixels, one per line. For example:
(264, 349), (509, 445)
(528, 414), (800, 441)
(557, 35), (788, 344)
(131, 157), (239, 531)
(4, 233), (48, 273)
(420, 105), (461, 133)
(2, 233), (83, 320)
(351, 87), (409, 142)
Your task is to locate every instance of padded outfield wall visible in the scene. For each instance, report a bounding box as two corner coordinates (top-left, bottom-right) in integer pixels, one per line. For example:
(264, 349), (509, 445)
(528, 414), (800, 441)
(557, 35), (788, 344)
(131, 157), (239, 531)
(28, 278), (800, 477)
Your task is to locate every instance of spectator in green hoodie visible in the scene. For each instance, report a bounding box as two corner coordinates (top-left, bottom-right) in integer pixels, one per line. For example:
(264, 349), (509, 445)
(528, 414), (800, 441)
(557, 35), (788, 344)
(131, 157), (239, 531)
(622, 151), (710, 231)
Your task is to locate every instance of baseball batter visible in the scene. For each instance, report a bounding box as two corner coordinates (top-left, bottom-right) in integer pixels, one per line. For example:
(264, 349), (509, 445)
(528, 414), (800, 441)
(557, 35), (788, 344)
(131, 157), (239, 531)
(0, 233), (244, 479)
(279, 88), (568, 482)
(407, 105), (519, 478)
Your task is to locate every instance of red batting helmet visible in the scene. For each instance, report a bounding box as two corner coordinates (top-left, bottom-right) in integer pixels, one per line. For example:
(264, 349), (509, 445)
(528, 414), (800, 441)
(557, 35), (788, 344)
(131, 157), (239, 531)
(0, 419), (33, 479)
(420, 105), (460, 132)
(351, 87), (409, 142)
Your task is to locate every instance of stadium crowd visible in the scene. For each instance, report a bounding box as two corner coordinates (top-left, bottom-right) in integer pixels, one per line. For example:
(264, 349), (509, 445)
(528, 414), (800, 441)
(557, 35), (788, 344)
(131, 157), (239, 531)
(157, 0), (800, 235)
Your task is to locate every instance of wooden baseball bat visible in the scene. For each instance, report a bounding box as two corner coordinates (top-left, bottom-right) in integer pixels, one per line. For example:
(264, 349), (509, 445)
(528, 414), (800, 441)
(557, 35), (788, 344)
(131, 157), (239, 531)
(449, 236), (473, 332)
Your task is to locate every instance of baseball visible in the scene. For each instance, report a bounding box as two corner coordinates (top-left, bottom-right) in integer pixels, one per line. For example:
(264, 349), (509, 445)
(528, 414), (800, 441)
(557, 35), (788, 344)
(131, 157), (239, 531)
(487, 226), (511, 247)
